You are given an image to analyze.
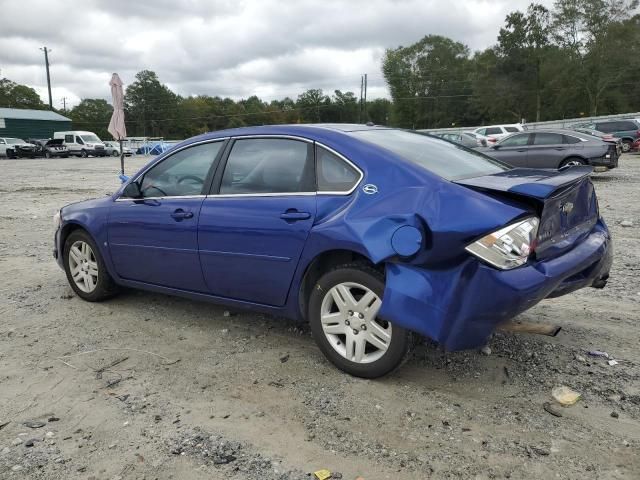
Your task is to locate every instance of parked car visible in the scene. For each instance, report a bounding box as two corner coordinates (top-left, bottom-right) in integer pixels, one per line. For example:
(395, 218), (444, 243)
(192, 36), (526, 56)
(53, 124), (612, 378)
(473, 124), (524, 144)
(0, 137), (37, 158)
(27, 138), (70, 159)
(53, 131), (107, 157)
(631, 137), (640, 152)
(434, 132), (485, 148)
(104, 141), (133, 157)
(572, 119), (640, 152)
(571, 128), (622, 155)
(480, 128), (619, 171)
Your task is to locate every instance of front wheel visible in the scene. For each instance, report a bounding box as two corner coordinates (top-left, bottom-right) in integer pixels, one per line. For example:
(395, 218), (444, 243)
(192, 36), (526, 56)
(308, 263), (412, 378)
(63, 230), (118, 301)
(45, 151), (51, 159)
(80, 149), (88, 158)
(111, 150), (119, 157)
(621, 140), (632, 153)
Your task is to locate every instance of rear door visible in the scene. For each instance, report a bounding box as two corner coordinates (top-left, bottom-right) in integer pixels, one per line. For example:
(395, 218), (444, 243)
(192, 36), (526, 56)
(108, 140), (225, 292)
(528, 132), (566, 168)
(198, 137), (316, 306)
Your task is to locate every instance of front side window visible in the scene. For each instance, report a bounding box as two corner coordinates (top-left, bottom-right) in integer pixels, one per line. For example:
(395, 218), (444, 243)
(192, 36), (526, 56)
(81, 134), (101, 143)
(352, 129), (510, 181)
(533, 133), (563, 145)
(76, 136), (84, 145)
(220, 138), (314, 194)
(316, 146), (360, 192)
(137, 141), (223, 198)
(500, 133), (530, 147)
(0, 139), (6, 144)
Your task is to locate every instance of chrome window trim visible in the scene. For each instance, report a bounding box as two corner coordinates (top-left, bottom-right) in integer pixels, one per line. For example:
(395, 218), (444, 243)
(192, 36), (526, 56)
(115, 138), (229, 201)
(116, 134), (365, 200)
(315, 143), (364, 196)
(115, 195), (207, 202)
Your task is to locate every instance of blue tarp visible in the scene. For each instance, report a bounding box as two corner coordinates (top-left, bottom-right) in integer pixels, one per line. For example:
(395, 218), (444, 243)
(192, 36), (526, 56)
(136, 142), (174, 155)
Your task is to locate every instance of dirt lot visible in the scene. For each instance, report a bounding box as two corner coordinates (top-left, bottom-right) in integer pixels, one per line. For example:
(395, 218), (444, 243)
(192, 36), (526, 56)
(0, 154), (639, 479)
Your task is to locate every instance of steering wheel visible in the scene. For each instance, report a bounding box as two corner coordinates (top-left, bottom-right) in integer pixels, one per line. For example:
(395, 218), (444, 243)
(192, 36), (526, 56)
(177, 175), (204, 185)
(143, 185), (168, 197)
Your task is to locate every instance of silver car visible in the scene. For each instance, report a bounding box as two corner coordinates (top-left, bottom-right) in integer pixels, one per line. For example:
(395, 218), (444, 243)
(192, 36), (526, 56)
(103, 141), (133, 157)
(480, 128), (619, 171)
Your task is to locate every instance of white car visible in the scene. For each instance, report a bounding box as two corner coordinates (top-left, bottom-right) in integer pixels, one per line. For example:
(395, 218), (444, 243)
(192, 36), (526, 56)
(473, 124), (524, 144)
(0, 137), (38, 158)
(104, 141), (133, 157)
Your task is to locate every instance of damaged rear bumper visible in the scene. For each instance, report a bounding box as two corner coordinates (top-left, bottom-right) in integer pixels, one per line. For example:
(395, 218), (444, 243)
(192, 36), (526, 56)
(379, 219), (612, 351)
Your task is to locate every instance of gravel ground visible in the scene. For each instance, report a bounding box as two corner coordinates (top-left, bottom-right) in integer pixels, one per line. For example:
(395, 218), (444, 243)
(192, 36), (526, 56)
(0, 154), (639, 479)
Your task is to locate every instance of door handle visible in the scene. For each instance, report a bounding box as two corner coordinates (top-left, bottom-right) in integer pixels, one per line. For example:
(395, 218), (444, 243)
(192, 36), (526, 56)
(170, 209), (194, 220)
(280, 211), (311, 221)
(555, 147), (565, 151)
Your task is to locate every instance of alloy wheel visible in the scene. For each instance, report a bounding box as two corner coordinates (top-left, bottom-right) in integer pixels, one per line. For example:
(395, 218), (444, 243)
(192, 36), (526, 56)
(564, 160), (583, 167)
(68, 240), (99, 293)
(320, 282), (391, 364)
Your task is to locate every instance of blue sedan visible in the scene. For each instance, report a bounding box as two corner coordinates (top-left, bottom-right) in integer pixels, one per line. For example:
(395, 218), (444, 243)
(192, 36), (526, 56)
(53, 124), (612, 378)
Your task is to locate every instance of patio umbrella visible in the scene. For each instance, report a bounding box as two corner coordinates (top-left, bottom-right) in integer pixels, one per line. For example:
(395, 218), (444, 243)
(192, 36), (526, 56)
(107, 73), (127, 176)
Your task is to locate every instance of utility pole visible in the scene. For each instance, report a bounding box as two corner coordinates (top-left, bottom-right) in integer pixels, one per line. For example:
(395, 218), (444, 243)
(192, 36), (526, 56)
(359, 75), (364, 123)
(363, 73), (368, 122)
(61, 97), (67, 113)
(40, 47), (53, 109)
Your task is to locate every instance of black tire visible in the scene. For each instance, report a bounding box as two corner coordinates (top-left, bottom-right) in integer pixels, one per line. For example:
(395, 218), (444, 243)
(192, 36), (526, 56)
(308, 263), (413, 378)
(45, 151), (51, 159)
(621, 139), (632, 153)
(63, 155), (69, 158)
(111, 150), (119, 157)
(559, 157), (585, 169)
(63, 229), (118, 302)
(6, 150), (15, 159)
(80, 149), (88, 158)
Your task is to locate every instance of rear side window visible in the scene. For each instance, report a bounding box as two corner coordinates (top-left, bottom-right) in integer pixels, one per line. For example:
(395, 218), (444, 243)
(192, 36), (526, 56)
(596, 122), (617, 133)
(504, 126), (520, 132)
(617, 121), (637, 130)
(316, 146), (360, 192)
(220, 138), (314, 194)
(65, 135), (73, 143)
(564, 135), (582, 144)
(533, 133), (564, 145)
(485, 127), (502, 135)
(352, 129), (509, 181)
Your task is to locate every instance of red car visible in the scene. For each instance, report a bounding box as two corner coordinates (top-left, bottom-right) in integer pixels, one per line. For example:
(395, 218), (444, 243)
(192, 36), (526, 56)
(632, 137), (640, 152)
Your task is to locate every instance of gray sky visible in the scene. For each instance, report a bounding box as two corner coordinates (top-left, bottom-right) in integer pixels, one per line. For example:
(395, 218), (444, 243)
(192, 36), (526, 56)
(0, 0), (553, 109)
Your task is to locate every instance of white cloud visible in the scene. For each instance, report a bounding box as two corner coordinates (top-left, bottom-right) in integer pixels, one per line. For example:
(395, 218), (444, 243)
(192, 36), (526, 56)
(0, 0), (555, 108)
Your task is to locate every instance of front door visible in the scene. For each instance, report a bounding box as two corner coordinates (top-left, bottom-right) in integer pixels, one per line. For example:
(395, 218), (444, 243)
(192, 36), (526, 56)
(108, 140), (225, 292)
(198, 137), (316, 306)
(490, 132), (531, 167)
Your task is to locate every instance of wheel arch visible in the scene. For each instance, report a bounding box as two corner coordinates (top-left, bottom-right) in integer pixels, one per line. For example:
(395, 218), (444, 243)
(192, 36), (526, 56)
(297, 248), (381, 321)
(559, 155), (587, 168)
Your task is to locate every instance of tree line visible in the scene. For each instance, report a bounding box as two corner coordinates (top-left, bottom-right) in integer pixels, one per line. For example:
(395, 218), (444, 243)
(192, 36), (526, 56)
(1, 0), (639, 138)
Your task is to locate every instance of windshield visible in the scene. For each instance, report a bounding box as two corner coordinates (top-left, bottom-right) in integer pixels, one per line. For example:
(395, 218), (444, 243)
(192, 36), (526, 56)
(351, 129), (510, 181)
(6, 138), (24, 144)
(80, 134), (101, 143)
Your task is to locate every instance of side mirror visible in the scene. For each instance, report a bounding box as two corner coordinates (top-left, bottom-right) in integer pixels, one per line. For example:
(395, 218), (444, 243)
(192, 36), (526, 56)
(122, 181), (142, 199)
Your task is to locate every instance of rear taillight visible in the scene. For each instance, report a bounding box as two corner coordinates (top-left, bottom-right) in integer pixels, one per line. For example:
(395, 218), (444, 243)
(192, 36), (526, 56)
(636, 129), (640, 138)
(488, 137), (497, 143)
(466, 217), (540, 270)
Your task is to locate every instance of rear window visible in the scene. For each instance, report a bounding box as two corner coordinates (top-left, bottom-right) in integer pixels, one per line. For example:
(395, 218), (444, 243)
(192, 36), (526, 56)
(351, 129), (510, 181)
(485, 127), (502, 135)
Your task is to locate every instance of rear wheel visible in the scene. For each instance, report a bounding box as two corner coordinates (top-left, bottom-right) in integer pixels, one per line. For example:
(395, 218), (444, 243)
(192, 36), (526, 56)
(111, 150), (119, 157)
(63, 230), (118, 301)
(559, 157), (585, 168)
(309, 263), (412, 378)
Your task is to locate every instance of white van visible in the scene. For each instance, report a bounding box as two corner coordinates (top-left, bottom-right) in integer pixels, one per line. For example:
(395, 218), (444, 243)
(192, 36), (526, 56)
(54, 131), (107, 157)
(473, 124), (524, 143)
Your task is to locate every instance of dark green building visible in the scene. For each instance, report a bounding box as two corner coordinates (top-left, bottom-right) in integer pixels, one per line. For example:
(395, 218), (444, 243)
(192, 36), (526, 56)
(0, 108), (72, 139)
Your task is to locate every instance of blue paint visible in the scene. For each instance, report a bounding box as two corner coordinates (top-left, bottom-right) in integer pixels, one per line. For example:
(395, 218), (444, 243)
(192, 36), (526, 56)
(54, 124), (612, 352)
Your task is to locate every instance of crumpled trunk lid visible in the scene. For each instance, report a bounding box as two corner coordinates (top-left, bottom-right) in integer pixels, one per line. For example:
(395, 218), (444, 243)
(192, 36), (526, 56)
(455, 166), (599, 260)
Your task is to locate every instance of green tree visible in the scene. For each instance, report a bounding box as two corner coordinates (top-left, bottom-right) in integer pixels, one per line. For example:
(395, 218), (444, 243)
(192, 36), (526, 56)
(382, 35), (473, 129)
(0, 78), (47, 109)
(296, 89), (329, 123)
(68, 99), (113, 139)
(125, 70), (180, 138)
